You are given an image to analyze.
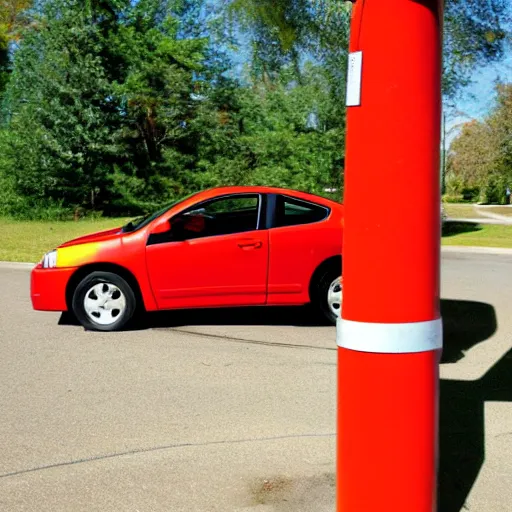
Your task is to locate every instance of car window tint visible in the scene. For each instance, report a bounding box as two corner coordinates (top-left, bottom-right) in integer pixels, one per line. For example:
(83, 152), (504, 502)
(203, 197), (257, 216)
(275, 196), (329, 228)
(181, 195), (260, 239)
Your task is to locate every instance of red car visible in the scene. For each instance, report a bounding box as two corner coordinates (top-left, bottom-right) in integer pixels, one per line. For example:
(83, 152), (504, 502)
(31, 186), (343, 331)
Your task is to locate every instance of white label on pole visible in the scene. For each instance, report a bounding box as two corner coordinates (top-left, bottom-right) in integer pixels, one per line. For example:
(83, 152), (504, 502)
(346, 51), (363, 107)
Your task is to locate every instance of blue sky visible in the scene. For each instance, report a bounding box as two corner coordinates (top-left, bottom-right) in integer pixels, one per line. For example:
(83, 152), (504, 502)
(446, 52), (512, 143)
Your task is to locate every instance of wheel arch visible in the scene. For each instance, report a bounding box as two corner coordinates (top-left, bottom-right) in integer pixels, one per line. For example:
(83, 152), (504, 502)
(308, 255), (342, 302)
(66, 263), (146, 313)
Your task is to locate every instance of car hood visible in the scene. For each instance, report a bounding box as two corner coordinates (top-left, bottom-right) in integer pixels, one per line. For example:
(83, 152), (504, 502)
(59, 227), (123, 248)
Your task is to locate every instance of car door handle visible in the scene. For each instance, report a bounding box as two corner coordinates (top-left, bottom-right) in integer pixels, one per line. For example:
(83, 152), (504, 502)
(237, 239), (263, 249)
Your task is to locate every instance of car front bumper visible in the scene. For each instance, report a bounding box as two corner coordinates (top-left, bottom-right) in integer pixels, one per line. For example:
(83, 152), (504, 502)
(31, 264), (76, 312)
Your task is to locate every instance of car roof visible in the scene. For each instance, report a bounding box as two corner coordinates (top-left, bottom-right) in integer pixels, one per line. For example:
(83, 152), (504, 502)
(197, 186), (342, 208)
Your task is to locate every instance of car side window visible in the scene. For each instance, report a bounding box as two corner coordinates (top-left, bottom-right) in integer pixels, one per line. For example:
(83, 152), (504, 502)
(175, 194), (260, 240)
(274, 195), (329, 228)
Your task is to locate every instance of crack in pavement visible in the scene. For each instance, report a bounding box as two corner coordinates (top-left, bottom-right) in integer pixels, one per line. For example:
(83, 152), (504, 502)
(0, 433), (336, 480)
(163, 328), (337, 352)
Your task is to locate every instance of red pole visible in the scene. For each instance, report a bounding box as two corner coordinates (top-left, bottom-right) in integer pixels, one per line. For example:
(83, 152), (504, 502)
(338, 1), (443, 511)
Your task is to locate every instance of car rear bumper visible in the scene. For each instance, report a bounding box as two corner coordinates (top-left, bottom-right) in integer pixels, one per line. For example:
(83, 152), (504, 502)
(31, 265), (76, 311)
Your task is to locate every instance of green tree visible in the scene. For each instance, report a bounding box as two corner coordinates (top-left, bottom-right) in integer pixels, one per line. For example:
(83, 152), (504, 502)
(485, 83), (512, 202)
(448, 83), (512, 203)
(1, 0), (215, 216)
(0, 1), (34, 96)
(191, 63), (344, 196)
(447, 120), (495, 200)
(2, 1), (127, 215)
(443, 0), (511, 97)
(104, 0), (209, 213)
(1, 0), (351, 218)
(227, 0), (511, 98)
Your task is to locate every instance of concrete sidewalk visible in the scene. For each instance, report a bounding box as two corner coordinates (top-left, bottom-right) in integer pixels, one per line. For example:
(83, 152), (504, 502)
(441, 246), (512, 256)
(445, 217), (512, 225)
(474, 205), (512, 224)
(444, 204), (512, 225)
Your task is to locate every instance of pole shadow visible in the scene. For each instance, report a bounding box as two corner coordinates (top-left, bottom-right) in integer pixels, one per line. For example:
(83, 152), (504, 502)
(438, 299), (511, 512)
(440, 299), (497, 364)
(442, 221), (483, 238)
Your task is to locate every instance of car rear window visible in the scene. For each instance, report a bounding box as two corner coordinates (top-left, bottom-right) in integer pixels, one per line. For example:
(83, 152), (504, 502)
(275, 196), (330, 228)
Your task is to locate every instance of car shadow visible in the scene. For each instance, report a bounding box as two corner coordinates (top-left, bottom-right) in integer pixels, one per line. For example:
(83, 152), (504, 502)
(58, 304), (329, 329)
(143, 304), (328, 328)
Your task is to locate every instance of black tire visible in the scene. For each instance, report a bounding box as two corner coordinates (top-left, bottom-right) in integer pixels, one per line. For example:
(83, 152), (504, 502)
(311, 264), (342, 325)
(72, 271), (137, 332)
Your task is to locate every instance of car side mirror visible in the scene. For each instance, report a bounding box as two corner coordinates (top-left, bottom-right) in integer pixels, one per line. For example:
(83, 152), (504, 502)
(150, 219), (171, 235)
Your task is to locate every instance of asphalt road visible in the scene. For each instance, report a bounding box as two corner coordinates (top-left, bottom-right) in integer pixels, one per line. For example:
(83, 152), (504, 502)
(0, 250), (511, 512)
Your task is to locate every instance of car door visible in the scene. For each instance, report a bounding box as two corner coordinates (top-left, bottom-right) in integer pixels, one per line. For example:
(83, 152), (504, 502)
(145, 193), (269, 310)
(267, 194), (340, 305)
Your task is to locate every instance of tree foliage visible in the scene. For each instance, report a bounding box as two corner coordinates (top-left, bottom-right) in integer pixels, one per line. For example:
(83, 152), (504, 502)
(1, 0), (213, 215)
(448, 84), (512, 203)
(192, 64), (344, 195)
(0, 0), (34, 95)
(443, 0), (511, 97)
(0, 0), (510, 218)
(227, 0), (511, 98)
(0, 0), (344, 218)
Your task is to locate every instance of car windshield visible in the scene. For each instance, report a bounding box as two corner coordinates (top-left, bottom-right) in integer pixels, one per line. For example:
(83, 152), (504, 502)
(121, 192), (198, 233)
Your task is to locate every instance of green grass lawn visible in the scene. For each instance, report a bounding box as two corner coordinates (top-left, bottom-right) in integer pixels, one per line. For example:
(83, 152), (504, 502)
(0, 217), (129, 263)
(442, 223), (512, 249)
(1, 216), (511, 263)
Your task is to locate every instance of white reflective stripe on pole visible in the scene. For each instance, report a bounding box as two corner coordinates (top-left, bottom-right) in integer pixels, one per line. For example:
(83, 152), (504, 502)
(337, 318), (443, 353)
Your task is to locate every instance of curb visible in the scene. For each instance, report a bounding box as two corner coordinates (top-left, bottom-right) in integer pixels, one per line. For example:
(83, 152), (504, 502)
(0, 262), (36, 270)
(441, 246), (512, 256)
(474, 204), (512, 208)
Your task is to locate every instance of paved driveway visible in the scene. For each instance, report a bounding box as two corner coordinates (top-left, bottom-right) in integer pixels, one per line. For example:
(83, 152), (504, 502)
(0, 250), (511, 511)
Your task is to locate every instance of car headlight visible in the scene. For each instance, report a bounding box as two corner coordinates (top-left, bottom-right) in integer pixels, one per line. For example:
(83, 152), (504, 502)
(42, 250), (57, 269)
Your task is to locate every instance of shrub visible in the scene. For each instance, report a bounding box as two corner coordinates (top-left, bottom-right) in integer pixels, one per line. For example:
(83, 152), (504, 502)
(442, 194), (464, 203)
